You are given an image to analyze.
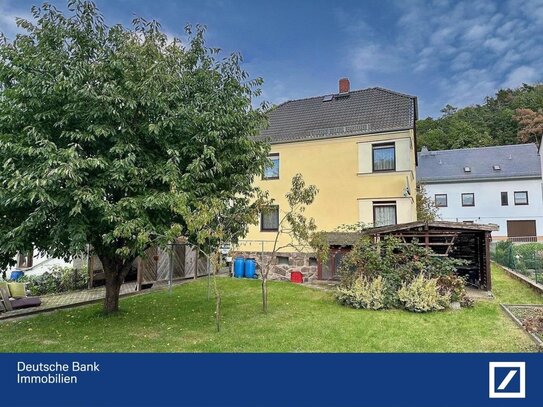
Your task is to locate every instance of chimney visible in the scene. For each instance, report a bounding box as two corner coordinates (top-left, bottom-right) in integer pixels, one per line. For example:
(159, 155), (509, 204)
(339, 77), (350, 94)
(421, 146), (429, 154)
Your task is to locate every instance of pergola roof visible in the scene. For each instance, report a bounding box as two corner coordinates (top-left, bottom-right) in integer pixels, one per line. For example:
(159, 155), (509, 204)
(325, 221), (498, 246)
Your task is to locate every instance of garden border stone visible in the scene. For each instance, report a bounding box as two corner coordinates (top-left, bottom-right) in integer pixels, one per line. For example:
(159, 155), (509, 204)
(500, 303), (543, 351)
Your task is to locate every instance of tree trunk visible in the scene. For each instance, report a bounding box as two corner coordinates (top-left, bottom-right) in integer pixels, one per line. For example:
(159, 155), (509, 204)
(103, 267), (123, 314)
(212, 252), (222, 332)
(100, 255), (132, 315)
(261, 276), (268, 314)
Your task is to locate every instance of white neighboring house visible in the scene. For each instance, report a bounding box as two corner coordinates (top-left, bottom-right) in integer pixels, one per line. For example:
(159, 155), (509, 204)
(418, 143), (543, 241)
(6, 250), (72, 279)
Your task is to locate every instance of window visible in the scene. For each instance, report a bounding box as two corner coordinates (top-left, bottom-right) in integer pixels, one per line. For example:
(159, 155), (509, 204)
(435, 194), (448, 207)
(276, 256), (289, 265)
(501, 192), (508, 206)
(461, 193), (475, 207)
(373, 202), (397, 227)
(261, 206), (279, 231)
(263, 153), (279, 180)
(372, 143), (395, 172)
(514, 191), (529, 205)
(309, 257), (318, 266)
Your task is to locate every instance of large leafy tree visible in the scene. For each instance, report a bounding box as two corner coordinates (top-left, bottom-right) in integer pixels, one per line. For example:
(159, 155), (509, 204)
(417, 83), (543, 151)
(0, 1), (269, 313)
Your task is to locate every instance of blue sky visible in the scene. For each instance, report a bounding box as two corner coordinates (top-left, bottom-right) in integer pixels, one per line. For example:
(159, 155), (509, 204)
(1, 0), (542, 118)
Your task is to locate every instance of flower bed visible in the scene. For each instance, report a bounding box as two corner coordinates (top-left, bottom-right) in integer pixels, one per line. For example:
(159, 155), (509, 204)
(501, 304), (543, 348)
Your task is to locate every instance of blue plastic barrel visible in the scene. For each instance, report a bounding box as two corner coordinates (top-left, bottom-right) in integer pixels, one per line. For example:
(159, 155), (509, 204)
(10, 270), (24, 281)
(244, 258), (257, 279)
(233, 257), (245, 278)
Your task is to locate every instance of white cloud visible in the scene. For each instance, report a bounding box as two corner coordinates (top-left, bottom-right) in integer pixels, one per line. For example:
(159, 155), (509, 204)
(502, 66), (539, 89)
(483, 37), (510, 53)
(338, 0), (543, 114)
(349, 44), (401, 81)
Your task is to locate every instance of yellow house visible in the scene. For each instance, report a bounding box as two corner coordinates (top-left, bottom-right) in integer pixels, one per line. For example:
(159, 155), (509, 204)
(236, 79), (418, 281)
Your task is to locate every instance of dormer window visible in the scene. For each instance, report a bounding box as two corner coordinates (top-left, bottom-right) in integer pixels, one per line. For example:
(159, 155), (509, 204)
(464, 166), (471, 172)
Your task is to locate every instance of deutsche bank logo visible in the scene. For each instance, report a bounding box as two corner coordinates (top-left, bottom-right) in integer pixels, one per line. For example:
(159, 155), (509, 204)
(489, 362), (526, 398)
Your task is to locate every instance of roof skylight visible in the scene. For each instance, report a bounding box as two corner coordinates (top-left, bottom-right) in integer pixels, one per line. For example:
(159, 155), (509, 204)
(464, 166), (471, 172)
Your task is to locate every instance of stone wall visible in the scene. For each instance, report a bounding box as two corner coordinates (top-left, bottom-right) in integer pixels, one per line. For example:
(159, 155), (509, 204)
(232, 251), (319, 282)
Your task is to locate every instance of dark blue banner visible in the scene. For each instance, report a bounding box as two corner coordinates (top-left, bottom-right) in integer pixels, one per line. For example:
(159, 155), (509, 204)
(0, 353), (541, 407)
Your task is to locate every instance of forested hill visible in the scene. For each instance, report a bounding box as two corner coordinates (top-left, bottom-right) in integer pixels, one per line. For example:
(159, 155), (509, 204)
(416, 83), (543, 151)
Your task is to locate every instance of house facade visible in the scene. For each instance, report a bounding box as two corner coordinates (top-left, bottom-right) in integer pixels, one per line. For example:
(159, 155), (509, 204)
(418, 144), (543, 241)
(236, 79), (418, 281)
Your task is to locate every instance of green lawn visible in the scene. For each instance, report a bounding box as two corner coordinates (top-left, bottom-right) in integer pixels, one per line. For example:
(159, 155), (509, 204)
(1, 264), (542, 352)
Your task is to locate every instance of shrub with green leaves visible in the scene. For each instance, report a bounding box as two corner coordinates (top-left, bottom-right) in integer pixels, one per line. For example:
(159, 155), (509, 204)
(436, 275), (467, 302)
(492, 240), (514, 268)
(337, 236), (468, 310)
(398, 274), (450, 312)
(336, 276), (385, 310)
(20, 266), (88, 296)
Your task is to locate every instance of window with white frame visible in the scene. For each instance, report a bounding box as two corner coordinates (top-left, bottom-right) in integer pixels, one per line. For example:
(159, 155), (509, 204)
(263, 153), (279, 179)
(373, 201), (397, 227)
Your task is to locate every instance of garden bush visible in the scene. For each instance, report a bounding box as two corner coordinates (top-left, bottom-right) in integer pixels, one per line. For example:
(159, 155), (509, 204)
(436, 274), (472, 307)
(336, 236), (468, 311)
(336, 276), (385, 310)
(492, 241), (543, 273)
(397, 274), (450, 312)
(492, 240), (514, 268)
(20, 266), (88, 296)
(514, 243), (543, 272)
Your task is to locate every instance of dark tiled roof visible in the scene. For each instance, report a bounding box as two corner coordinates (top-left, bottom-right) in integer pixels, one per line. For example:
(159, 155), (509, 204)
(258, 87), (417, 144)
(417, 144), (541, 183)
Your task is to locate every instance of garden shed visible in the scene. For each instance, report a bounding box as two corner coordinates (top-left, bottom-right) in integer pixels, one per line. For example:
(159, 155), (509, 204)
(323, 221), (498, 290)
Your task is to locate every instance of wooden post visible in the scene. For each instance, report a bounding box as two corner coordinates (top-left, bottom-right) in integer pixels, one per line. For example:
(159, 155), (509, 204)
(17, 252), (25, 268)
(194, 246), (198, 279)
(485, 231), (492, 291)
(136, 257), (142, 291)
(27, 248), (34, 268)
(168, 244), (173, 293)
(88, 253), (95, 289)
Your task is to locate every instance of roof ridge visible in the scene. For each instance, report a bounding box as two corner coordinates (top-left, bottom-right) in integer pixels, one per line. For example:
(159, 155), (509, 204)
(371, 87), (416, 99)
(269, 86), (408, 107)
(419, 143), (537, 154)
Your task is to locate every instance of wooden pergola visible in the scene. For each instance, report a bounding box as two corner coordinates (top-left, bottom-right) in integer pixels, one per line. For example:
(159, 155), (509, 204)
(325, 221), (498, 290)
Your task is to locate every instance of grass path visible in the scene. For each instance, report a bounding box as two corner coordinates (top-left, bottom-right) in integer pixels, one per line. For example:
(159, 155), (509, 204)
(1, 264), (541, 352)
